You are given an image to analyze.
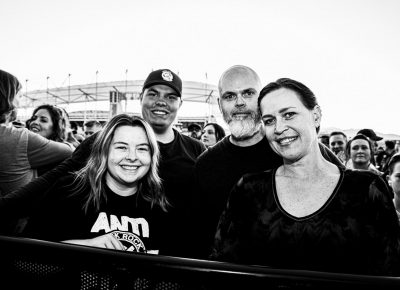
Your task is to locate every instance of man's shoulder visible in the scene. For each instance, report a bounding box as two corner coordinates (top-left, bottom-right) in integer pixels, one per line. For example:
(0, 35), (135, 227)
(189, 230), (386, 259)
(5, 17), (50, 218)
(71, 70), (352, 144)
(197, 136), (230, 164)
(176, 131), (206, 152)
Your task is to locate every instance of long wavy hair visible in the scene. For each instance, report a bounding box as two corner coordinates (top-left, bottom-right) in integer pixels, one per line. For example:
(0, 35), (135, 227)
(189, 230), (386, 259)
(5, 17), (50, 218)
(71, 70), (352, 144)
(27, 104), (68, 142)
(74, 114), (168, 213)
(0, 69), (21, 124)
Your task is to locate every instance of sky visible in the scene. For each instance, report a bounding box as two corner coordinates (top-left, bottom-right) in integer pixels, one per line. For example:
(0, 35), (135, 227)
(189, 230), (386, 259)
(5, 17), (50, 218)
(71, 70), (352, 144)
(1, 0), (400, 135)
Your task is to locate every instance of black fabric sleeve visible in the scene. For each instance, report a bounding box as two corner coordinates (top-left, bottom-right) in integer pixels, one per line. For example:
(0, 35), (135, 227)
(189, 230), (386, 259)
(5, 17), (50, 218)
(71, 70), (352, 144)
(365, 175), (400, 275)
(209, 177), (248, 263)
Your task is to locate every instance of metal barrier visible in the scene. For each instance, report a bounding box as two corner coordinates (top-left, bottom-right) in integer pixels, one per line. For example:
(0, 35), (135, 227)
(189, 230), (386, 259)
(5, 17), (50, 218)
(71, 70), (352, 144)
(1, 235), (400, 290)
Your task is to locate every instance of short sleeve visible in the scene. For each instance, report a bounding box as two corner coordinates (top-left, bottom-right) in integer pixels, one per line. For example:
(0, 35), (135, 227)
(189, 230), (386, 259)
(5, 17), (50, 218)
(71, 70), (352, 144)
(27, 131), (73, 168)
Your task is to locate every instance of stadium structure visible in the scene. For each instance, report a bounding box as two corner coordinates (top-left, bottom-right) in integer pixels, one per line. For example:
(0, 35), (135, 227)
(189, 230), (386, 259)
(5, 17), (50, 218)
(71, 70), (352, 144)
(17, 79), (225, 131)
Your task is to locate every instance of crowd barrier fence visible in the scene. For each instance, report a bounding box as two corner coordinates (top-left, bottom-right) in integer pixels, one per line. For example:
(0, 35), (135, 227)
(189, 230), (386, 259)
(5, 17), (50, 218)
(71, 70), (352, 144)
(1, 235), (400, 289)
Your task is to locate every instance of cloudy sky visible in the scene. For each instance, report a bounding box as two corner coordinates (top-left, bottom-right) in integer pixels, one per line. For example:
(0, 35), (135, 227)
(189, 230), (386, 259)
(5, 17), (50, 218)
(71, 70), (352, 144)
(2, 0), (400, 134)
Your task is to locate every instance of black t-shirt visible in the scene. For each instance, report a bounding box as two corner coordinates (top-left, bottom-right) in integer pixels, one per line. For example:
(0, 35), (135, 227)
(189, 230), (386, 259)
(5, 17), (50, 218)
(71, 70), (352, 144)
(157, 130), (206, 256)
(193, 136), (282, 258)
(23, 175), (166, 254)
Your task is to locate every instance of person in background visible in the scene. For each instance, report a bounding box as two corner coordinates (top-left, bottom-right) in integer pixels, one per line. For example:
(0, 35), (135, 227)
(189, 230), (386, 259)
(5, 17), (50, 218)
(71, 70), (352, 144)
(200, 122), (226, 148)
(22, 114), (168, 254)
(357, 128), (383, 165)
(0, 69), (73, 197)
(329, 131), (348, 163)
(187, 123), (202, 140)
(386, 153), (400, 221)
(376, 146), (385, 170)
(318, 133), (329, 147)
(211, 77), (400, 276)
(84, 120), (103, 138)
(27, 104), (76, 149)
(70, 121), (85, 144)
(345, 134), (382, 175)
(194, 65), (343, 259)
(380, 140), (396, 174)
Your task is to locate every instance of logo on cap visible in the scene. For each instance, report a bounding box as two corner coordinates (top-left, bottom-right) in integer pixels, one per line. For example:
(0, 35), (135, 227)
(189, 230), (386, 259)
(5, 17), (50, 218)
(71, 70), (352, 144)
(161, 70), (173, 82)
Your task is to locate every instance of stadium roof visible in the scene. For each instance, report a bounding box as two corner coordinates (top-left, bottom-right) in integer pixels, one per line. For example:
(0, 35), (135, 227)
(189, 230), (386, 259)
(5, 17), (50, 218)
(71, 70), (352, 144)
(19, 80), (219, 108)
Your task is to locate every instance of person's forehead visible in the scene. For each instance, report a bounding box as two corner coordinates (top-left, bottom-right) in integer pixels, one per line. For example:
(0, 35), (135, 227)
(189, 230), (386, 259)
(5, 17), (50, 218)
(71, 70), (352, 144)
(204, 125), (215, 131)
(330, 135), (346, 142)
(112, 125), (148, 142)
(351, 139), (369, 146)
(145, 84), (179, 95)
(220, 71), (260, 94)
(35, 109), (51, 117)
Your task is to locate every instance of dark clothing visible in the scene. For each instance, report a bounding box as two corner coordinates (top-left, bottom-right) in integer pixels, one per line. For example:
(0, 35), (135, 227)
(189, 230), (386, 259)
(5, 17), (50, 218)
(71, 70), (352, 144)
(157, 130), (206, 256)
(194, 136), (345, 259)
(1, 129), (206, 257)
(211, 168), (400, 276)
(23, 175), (166, 254)
(381, 150), (396, 174)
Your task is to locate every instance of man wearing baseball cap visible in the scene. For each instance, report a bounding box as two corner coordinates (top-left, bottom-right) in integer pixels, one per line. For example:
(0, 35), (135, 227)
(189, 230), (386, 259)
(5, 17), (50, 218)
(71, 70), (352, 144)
(4, 69), (206, 258)
(357, 128), (383, 142)
(140, 69), (206, 256)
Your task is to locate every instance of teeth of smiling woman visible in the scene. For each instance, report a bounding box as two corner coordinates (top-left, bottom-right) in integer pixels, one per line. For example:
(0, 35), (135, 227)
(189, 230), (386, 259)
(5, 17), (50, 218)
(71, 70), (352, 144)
(279, 137), (297, 145)
(121, 165), (138, 170)
(153, 111), (167, 115)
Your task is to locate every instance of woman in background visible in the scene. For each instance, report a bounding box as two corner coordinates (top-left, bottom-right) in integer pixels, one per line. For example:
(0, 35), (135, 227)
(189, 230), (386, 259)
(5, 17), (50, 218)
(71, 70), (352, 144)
(200, 122), (226, 148)
(345, 134), (382, 175)
(27, 104), (77, 149)
(0, 70), (73, 196)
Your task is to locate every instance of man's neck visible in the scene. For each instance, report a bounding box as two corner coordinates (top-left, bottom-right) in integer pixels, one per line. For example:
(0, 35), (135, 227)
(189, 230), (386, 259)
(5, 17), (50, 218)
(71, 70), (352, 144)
(154, 126), (175, 144)
(229, 128), (264, 147)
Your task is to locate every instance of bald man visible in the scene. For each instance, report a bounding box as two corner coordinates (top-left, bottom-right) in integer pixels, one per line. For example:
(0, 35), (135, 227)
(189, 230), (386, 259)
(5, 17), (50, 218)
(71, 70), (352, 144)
(193, 65), (344, 259)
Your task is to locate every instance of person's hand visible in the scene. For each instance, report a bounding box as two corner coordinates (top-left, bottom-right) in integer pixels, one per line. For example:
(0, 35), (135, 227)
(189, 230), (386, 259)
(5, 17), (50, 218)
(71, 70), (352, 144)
(63, 233), (125, 251)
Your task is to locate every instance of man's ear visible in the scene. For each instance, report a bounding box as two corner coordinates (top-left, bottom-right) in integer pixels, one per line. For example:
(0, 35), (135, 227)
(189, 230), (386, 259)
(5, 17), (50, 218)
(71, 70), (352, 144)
(139, 92), (143, 103)
(217, 98), (222, 113)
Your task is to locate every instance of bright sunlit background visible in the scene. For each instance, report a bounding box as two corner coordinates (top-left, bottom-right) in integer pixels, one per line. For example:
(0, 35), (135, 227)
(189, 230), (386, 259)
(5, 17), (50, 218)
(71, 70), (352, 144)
(1, 0), (400, 135)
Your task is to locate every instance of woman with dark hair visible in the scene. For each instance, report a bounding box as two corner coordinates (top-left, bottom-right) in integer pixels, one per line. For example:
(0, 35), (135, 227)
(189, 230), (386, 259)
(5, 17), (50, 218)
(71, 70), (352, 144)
(22, 114), (169, 254)
(27, 104), (78, 148)
(0, 69), (73, 197)
(211, 78), (400, 276)
(345, 134), (382, 175)
(200, 122), (226, 147)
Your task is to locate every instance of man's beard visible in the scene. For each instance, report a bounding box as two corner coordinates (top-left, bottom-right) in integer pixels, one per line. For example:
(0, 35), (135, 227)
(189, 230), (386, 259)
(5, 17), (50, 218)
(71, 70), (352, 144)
(224, 111), (262, 141)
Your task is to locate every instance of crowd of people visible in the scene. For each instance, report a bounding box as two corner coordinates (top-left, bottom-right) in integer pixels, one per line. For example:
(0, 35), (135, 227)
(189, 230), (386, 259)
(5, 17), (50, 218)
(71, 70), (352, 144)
(1, 66), (400, 277)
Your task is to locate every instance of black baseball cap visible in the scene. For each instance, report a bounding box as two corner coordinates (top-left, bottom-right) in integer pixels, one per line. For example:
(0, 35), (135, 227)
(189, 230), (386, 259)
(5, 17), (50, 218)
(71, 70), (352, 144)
(357, 128), (383, 141)
(188, 123), (202, 132)
(142, 69), (182, 97)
